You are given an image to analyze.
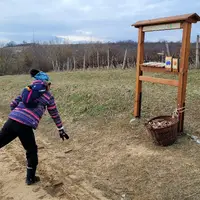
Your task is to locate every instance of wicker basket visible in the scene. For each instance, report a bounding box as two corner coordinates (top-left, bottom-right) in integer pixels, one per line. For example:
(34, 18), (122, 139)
(145, 116), (179, 146)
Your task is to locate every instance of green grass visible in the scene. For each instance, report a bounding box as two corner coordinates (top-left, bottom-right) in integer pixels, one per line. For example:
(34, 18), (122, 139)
(49, 70), (135, 122)
(1, 69), (200, 200)
(0, 69), (200, 133)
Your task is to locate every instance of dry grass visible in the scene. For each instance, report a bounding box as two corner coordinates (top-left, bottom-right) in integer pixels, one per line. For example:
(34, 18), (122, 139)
(1, 69), (200, 199)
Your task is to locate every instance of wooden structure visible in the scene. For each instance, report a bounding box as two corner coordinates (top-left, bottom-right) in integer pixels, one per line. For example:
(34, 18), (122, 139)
(132, 13), (200, 133)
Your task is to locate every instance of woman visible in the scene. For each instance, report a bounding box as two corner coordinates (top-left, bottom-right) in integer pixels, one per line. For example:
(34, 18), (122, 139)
(0, 69), (69, 185)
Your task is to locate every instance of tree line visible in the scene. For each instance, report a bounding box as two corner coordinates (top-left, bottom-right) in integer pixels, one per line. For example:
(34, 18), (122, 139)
(0, 40), (197, 75)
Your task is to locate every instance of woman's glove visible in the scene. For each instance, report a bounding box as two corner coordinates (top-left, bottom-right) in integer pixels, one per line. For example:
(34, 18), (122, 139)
(58, 127), (69, 140)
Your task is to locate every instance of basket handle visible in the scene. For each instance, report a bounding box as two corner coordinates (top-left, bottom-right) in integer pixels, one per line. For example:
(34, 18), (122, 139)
(145, 122), (152, 129)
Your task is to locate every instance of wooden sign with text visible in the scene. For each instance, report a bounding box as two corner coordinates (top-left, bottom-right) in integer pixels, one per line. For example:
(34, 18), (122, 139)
(143, 23), (181, 32)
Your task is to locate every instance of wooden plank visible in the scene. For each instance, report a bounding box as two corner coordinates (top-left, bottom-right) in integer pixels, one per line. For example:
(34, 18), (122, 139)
(177, 22), (192, 133)
(134, 27), (145, 117)
(132, 13), (200, 27)
(139, 76), (179, 86)
(140, 65), (179, 75)
(143, 23), (181, 32)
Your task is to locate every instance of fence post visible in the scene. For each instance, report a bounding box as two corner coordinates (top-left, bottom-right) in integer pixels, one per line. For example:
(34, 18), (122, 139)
(73, 56), (76, 70)
(83, 53), (86, 70)
(107, 48), (110, 69)
(97, 51), (100, 69)
(122, 49), (128, 69)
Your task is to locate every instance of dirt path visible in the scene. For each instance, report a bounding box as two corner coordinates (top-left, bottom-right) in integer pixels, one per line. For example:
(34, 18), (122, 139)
(2, 113), (200, 200)
(0, 147), (59, 200)
(0, 135), (109, 200)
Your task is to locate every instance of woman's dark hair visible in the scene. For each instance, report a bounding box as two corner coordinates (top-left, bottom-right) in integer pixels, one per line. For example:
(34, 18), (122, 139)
(30, 69), (40, 77)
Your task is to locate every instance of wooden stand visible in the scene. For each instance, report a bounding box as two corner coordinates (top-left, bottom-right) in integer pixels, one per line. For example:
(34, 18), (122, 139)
(132, 13), (200, 133)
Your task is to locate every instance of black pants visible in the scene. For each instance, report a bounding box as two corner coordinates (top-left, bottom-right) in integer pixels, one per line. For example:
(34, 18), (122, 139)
(0, 119), (38, 168)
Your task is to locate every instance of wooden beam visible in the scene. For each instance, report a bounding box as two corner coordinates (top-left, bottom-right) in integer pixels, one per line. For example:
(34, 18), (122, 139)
(140, 65), (179, 75)
(132, 13), (200, 27)
(134, 27), (145, 117)
(139, 76), (179, 86)
(177, 22), (192, 133)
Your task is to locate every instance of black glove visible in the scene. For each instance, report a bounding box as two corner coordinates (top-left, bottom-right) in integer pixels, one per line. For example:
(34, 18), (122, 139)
(59, 128), (69, 141)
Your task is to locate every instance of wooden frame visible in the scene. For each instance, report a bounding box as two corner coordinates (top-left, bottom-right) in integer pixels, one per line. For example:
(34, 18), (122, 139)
(132, 13), (200, 133)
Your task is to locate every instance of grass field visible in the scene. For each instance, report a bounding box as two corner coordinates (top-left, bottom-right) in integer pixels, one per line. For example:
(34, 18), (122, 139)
(1, 69), (200, 200)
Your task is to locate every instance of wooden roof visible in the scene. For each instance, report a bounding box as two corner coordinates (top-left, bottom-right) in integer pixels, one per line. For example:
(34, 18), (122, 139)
(132, 13), (200, 27)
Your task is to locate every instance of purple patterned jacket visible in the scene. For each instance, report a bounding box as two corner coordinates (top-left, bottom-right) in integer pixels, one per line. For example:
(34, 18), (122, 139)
(8, 80), (63, 130)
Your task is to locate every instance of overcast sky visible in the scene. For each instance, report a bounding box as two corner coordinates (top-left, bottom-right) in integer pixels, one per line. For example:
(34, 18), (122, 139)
(0, 0), (200, 44)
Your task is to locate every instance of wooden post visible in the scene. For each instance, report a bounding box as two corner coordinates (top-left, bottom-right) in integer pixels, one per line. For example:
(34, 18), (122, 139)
(177, 22), (192, 133)
(62, 63), (66, 71)
(107, 48), (110, 69)
(165, 42), (170, 56)
(73, 56), (76, 70)
(67, 58), (70, 71)
(122, 49), (127, 69)
(83, 53), (86, 70)
(134, 27), (145, 117)
(127, 57), (130, 68)
(97, 51), (100, 69)
(196, 35), (199, 69)
(52, 61), (55, 71)
(56, 60), (59, 71)
(162, 50), (165, 63)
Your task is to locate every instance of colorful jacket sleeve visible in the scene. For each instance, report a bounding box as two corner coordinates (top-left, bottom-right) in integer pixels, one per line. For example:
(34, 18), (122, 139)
(10, 95), (22, 110)
(47, 95), (63, 129)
